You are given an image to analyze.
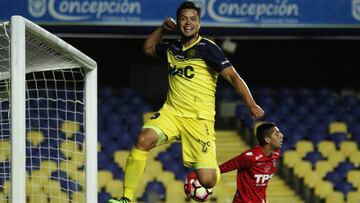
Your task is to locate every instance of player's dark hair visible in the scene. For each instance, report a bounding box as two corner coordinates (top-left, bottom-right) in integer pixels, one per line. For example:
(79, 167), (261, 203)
(256, 122), (276, 146)
(176, 1), (201, 21)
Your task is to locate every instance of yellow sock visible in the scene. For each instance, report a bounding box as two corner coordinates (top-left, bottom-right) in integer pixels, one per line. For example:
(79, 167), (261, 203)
(123, 147), (148, 201)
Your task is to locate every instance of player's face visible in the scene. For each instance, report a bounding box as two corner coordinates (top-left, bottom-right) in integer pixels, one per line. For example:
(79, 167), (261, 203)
(177, 8), (200, 42)
(268, 127), (283, 149)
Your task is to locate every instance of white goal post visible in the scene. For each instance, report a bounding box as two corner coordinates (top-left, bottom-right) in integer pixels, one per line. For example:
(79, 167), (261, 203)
(0, 16), (97, 203)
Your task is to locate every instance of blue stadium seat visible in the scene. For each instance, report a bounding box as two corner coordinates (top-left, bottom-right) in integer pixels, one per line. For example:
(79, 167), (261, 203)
(330, 132), (349, 148)
(98, 191), (111, 203)
(336, 181), (355, 195)
(325, 171), (344, 186)
(305, 151), (324, 166)
(142, 181), (166, 201)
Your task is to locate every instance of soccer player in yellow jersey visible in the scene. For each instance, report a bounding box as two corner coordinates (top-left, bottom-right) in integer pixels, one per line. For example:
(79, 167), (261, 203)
(109, 2), (264, 203)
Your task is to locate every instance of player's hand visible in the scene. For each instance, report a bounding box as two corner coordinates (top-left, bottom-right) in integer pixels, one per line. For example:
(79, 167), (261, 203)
(162, 17), (177, 32)
(249, 104), (264, 120)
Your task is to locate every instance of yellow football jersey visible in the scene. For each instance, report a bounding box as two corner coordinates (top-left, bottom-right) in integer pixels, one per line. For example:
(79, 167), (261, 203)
(156, 36), (231, 121)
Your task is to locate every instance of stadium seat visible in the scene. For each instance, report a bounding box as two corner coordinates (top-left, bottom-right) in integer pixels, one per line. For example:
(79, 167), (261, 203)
(325, 171), (344, 186)
(283, 150), (301, 168)
(293, 160), (312, 179)
(0, 140), (10, 162)
(325, 191), (344, 203)
(314, 180), (334, 199)
(330, 132), (349, 148)
(305, 151), (324, 166)
(105, 179), (123, 199)
(336, 181), (355, 195)
(347, 191), (360, 203)
(347, 170), (360, 189)
(335, 161), (354, 177)
(144, 160), (164, 178)
(327, 151), (346, 168)
(48, 191), (69, 203)
(339, 140), (358, 157)
(318, 140), (336, 158)
(315, 160), (334, 178)
(329, 121), (348, 134)
(60, 120), (80, 138)
(349, 151), (360, 167)
(42, 179), (62, 195)
(39, 160), (58, 176)
(143, 180), (166, 201)
(71, 191), (85, 202)
(113, 150), (129, 171)
(155, 171), (176, 187)
(304, 170), (322, 188)
(295, 140), (314, 158)
(60, 140), (80, 159)
(27, 192), (48, 203)
(165, 180), (187, 203)
(26, 130), (45, 147)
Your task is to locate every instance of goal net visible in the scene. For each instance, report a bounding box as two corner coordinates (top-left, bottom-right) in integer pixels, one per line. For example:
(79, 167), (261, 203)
(0, 16), (97, 203)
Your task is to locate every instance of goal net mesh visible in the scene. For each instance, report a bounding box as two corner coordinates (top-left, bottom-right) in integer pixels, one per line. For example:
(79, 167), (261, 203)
(0, 21), (87, 202)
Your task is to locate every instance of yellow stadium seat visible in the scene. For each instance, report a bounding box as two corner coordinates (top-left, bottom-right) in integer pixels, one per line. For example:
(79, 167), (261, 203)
(155, 171), (176, 187)
(325, 191), (344, 203)
(42, 180), (62, 195)
(315, 160), (334, 178)
(293, 160), (312, 178)
(114, 150), (129, 171)
(349, 151), (360, 168)
(27, 130), (45, 147)
(72, 191), (85, 203)
(304, 171), (322, 188)
(314, 180), (334, 199)
(318, 140), (336, 158)
(347, 170), (360, 189)
(144, 160), (164, 178)
(27, 193), (48, 203)
(105, 179), (123, 199)
(98, 170), (114, 191)
(48, 191), (69, 203)
(60, 120), (80, 138)
(59, 160), (78, 178)
(295, 140), (314, 158)
(69, 170), (85, 186)
(39, 160), (58, 176)
(0, 140), (10, 162)
(2, 180), (10, 195)
(60, 140), (80, 159)
(283, 150), (301, 168)
(339, 140), (358, 157)
(31, 169), (50, 184)
(327, 151), (345, 168)
(166, 180), (187, 203)
(26, 179), (42, 195)
(347, 191), (360, 203)
(329, 121), (348, 134)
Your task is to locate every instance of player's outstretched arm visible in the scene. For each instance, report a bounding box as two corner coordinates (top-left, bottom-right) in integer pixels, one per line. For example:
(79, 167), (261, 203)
(220, 66), (264, 120)
(143, 17), (176, 58)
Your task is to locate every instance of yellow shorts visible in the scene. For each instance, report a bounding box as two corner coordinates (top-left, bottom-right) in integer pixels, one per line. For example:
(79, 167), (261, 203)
(143, 108), (217, 169)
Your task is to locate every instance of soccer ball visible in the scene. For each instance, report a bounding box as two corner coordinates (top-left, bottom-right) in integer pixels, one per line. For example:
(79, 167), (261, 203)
(184, 172), (213, 202)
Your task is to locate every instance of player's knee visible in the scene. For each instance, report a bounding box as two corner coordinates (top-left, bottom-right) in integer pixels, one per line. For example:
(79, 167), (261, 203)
(199, 176), (216, 188)
(135, 129), (159, 151)
(196, 173), (217, 188)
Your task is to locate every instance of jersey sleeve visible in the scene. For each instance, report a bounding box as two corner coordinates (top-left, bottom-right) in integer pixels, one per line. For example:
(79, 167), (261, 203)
(203, 41), (232, 72)
(155, 41), (171, 61)
(219, 152), (253, 173)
